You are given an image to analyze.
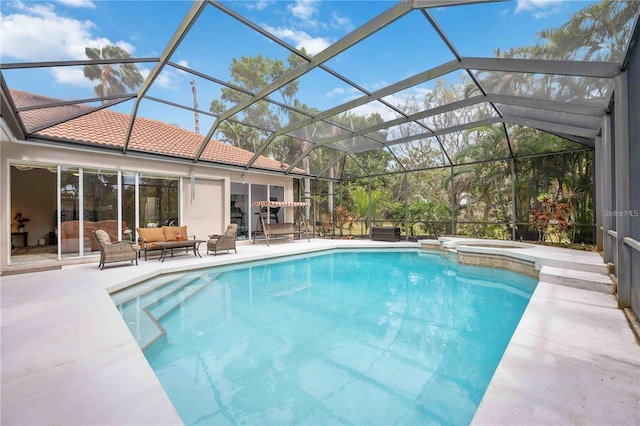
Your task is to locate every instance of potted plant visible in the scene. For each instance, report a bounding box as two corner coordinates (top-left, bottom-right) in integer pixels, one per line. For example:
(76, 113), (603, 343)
(13, 212), (30, 231)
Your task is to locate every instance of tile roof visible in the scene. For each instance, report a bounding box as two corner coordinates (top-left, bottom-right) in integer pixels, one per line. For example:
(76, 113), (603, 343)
(8, 89), (297, 173)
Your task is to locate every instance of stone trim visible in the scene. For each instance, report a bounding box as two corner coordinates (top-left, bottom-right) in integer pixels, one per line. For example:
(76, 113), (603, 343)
(456, 251), (538, 278)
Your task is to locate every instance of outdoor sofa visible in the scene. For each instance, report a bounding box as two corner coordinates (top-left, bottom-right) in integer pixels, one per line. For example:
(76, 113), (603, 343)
(136, 225), (194, 260)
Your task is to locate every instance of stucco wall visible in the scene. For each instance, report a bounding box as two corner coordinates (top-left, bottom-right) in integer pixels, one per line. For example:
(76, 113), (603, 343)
(1, 121), (294, 271)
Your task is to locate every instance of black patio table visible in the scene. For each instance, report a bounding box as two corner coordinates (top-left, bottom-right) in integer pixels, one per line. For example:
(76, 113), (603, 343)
(154, 239), (206, 262)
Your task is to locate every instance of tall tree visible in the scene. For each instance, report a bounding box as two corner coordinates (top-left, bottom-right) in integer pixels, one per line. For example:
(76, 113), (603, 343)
(453, 0), (632, 241)
(211, 50), (392, 222)
(83, 46), (143, 102)
(468, 0), (638, 102)
(210, 51), (307, 154)
(538, 0), (638, 62)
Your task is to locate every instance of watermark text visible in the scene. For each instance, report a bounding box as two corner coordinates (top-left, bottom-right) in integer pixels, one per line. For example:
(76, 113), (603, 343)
(604, 209), (640, 217)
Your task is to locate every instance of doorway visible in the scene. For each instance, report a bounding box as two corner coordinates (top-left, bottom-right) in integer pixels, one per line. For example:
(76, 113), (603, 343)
(10, 165), (57, 264)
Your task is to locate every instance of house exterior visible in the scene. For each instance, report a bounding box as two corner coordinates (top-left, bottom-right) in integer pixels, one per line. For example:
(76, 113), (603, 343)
(1, 90), (299, 272)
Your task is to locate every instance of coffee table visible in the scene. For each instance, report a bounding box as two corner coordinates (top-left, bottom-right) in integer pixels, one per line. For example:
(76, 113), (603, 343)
(155, 239), (206, 262)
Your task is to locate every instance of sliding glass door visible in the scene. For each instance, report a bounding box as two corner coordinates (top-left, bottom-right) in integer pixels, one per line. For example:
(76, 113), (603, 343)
(59, 167), (82, 258)
(230, 182), (249, 239)
(10, 163), (181, 265)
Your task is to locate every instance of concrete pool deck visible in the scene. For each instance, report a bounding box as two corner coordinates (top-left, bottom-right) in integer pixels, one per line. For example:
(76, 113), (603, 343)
(1, 238), (639, 425)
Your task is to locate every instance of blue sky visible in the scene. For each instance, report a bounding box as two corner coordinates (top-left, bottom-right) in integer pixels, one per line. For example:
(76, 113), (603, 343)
(1, 0), (596, 131)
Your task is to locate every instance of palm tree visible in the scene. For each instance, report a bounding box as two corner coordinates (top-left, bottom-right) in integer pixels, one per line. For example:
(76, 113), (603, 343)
(467, 1), (638, 103)
(538, 0), (639, 62)
(349, 186), (386, 236)
(83, 46), (143, 102)
(218, 121), (254, 149)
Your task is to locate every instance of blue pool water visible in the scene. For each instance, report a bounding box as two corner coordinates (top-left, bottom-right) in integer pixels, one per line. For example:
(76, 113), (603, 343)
(114, 249), (537, 425)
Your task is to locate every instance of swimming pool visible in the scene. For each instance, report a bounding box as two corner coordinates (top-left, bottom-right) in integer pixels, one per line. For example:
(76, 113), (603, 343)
(113, 249), (537, 425)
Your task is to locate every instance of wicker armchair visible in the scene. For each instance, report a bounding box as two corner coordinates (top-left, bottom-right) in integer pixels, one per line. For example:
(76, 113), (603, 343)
(206, 223), (238, 255)
(93, 229), (139, 270)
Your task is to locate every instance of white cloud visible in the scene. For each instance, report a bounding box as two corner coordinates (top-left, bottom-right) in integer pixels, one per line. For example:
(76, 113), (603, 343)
(515, 0), (563, 18)
(515, 0), (553, 12)
(152, 60), (192, 90)
(1, 1), (140, 92)
(0, 2), (134, 62)
(287, 0), (319, 21)
(347, 101), (397, 122)
(286, 0), (322, 30)
(154, 70), (177, 90)
(245, 0), (272, 11)
(383, 88), (433, 109)
(336, 84), (436, 122)
(264, 25), (331, 55)
(51, 61), (188, 94)
(321, 86), (400, 120)
(326, 87), (346, 98)
(51, 67), (94, 90)
(50, 62), (158, 94)
(55, 0), (96, 8)
(331, 11), (352, 31)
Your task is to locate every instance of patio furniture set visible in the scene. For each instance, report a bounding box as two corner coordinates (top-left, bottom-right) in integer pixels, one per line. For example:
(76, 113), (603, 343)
(93, 223), (239, 270)
(93, 200), (313, 270)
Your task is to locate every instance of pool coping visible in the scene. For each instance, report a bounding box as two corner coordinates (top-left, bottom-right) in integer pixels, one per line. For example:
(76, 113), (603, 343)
(1, 238), (638, 425)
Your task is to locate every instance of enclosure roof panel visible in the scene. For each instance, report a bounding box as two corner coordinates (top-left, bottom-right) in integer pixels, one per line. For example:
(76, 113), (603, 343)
(1, 0), (638, 180)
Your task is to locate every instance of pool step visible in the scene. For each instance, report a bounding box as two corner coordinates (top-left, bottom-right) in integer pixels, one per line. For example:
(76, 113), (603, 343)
(111, 274), (179, 306)
(539, 265), (614, 294)
(116, 271), (221, 350)
(147, 273), (220, 320)
(536, 256), (608, 275)
(139, 273), (222, 350)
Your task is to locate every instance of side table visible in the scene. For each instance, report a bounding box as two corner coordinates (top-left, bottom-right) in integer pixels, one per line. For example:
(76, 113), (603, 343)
(11, 231), (28, 247)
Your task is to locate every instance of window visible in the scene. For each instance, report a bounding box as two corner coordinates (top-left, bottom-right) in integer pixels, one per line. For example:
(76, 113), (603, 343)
(139, 175), (179, 228)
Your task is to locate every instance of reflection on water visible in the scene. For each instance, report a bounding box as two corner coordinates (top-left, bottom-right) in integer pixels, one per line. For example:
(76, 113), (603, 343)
(115, 249), (536, 425)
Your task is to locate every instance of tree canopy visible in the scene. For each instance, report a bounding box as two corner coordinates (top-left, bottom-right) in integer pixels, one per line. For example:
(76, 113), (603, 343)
(206, 0), (629, 243)
(83, 45), (143, 101)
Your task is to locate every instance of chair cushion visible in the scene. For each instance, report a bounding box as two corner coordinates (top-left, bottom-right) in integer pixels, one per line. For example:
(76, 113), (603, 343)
(163, 226), (188, 241)
(137, 227), (165, 243)
(94, 220), (126, 243)
(94, 229), (111, 246)
(225, 223), (238, 236)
